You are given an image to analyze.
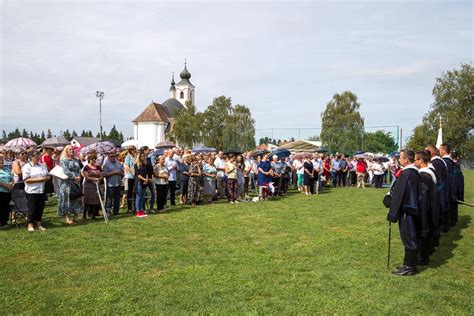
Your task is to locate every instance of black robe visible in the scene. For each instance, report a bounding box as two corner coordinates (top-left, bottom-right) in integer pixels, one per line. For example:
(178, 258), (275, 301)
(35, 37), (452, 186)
(431, 157), (447, 215)
(418, 171), (437, 238)
(442, 156), (456, 204)
(453, 161), (464, 202)
(387, 167), (421, 223)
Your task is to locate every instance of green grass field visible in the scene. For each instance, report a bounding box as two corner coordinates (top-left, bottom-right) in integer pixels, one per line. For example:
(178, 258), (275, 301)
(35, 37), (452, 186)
(1, 172), (473, 314)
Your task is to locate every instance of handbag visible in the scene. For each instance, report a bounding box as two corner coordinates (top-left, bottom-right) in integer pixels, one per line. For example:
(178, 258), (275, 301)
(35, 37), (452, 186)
(44, 179), (55, 194)
(70, 190), (84, 200)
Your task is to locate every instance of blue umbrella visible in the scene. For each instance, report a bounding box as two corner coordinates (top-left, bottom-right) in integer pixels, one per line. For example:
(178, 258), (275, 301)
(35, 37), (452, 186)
(269, 148), (291, 159)
(192, 145), (216, 153)
(388, 151), (400, 158)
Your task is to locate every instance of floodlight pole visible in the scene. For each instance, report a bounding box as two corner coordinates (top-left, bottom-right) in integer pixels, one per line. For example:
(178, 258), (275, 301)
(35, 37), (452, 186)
(96, 91), (104, 140)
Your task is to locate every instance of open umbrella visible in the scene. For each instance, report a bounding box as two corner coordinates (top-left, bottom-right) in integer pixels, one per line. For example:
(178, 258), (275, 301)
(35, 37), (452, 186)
(79, 141), (117, 155)
(5, 137), (37, 149)
(155, 141), (175, 149)
(224, 149), (243, 155)
(40, 136), (70, 148)
(269, 148), (291, 159)
(192, 145), (216, 153)
(121, 139), (144, 148)
(250, 149), (269, 158)
(376, 156), (390, 163)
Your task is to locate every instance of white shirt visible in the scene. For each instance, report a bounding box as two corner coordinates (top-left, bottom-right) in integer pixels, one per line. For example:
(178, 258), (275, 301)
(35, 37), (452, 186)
(214, 157), (225, 177)
(293, 160), (304, 175)
(22, 162), (48, 194)
(165, 157), (177, 181)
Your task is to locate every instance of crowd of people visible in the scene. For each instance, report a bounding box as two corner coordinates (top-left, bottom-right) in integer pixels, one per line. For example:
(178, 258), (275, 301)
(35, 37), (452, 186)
(0, 143), (465, 242)
(385, 143), (464, 276)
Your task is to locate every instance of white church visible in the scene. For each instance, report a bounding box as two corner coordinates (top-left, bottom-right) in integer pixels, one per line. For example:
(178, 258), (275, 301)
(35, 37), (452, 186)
(132, 61), (195, 148)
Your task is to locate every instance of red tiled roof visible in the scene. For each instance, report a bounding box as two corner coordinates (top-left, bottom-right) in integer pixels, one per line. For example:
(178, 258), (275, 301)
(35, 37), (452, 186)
(132, 102), (170, 123)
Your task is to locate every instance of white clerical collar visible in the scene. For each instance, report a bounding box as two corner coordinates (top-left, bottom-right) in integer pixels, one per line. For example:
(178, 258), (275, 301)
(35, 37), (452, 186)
(442, 155), (453, 161)
(403, 163), (418, 171)
(419, 167), (437, 183)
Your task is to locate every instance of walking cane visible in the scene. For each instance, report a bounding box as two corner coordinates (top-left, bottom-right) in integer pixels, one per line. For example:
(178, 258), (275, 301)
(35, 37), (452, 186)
(457, 200), (474, 207)
(96, 181), (108, 223)
(387, 222), (392, 269)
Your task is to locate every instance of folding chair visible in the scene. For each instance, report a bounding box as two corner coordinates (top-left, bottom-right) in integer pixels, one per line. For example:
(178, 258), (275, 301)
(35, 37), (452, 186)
(10, 189), (29, 228)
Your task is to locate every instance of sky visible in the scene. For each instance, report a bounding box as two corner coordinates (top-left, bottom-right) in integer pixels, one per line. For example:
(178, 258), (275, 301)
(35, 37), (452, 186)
(1, 0), (472, 144)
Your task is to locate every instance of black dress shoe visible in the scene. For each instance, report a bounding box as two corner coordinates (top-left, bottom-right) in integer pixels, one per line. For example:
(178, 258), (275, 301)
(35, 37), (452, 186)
(393, 265), (417, 276)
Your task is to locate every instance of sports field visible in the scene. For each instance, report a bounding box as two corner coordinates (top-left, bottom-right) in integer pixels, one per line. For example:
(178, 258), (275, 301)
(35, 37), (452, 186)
(1, 172), (472, 314)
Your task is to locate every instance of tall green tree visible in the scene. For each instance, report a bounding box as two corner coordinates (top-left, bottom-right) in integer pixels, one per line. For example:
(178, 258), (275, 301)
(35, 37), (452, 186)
(8, 129), (21, 140)
(225, 104), (255, 150)
(407, 63), (474, 158)
(363, 130), (398, 153)
(172, 101), (203, 148)
(320, 91), (365, 154)
(46, 129), (53, 138)
(106, 125), (123, 144)
(63, 129), (71, 140)
(201, 96), (233, 150)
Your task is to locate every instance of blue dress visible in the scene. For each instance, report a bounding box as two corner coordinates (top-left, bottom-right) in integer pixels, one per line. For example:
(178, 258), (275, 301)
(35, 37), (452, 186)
(58, 158), (83, 216)
(257, 161), (271, 186)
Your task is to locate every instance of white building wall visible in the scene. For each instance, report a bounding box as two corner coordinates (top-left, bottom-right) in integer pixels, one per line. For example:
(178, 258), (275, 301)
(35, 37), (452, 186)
(135, 122), (167, 148)
(175, 84), (195, 106)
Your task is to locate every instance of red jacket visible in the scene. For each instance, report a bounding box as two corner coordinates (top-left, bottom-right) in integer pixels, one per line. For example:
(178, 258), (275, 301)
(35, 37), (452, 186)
(356, 160), (367, 173)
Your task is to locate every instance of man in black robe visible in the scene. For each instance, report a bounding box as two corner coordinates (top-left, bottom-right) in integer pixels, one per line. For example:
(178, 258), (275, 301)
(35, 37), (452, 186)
(387, 150), (422, 276)
(415, 150), (439, 264)
(425, 144), (448, 234)
(440, 143), (457, 228)
(451, 151), (465, 225)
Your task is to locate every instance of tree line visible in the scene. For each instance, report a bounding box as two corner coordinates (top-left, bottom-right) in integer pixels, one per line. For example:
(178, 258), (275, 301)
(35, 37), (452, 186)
(1, 125), (125, 146)
(317, 63), (472, 156)
(171, 96), (256, 151)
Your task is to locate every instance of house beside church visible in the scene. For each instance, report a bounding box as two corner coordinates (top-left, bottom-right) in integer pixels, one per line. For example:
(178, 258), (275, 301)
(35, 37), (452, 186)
(132, 62), (195, 148)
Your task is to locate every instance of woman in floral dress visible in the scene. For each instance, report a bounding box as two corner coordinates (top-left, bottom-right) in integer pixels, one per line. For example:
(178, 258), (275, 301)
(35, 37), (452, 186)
(187, 156), (201, 206)
(58, 145), (83, 224)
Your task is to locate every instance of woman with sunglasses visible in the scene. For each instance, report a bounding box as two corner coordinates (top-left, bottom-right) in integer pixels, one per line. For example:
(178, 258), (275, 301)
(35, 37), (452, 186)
(82, 151), (103, 220)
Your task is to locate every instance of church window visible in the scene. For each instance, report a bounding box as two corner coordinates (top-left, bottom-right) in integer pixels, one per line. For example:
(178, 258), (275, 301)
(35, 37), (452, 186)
(180, 91), (184, 99)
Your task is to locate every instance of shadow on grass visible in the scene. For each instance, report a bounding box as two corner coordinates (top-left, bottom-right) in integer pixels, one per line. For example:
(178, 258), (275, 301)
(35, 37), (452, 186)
(428, 214), (471, 269)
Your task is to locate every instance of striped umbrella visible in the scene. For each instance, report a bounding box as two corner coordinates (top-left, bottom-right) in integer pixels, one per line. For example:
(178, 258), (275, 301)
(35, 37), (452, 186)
(40, 136), (70, 148)
(5, 137), (37, 149)
(79, 141), (117, 155)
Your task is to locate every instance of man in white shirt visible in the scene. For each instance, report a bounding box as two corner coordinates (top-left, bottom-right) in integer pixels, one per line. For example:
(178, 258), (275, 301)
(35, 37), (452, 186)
(214, 151), (226, 198)
(165, 150), (177, 206)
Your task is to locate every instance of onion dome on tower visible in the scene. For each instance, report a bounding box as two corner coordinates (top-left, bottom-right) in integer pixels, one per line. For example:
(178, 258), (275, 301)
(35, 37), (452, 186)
(169, 73), (176, 92)
(178, 60), (192, 85)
